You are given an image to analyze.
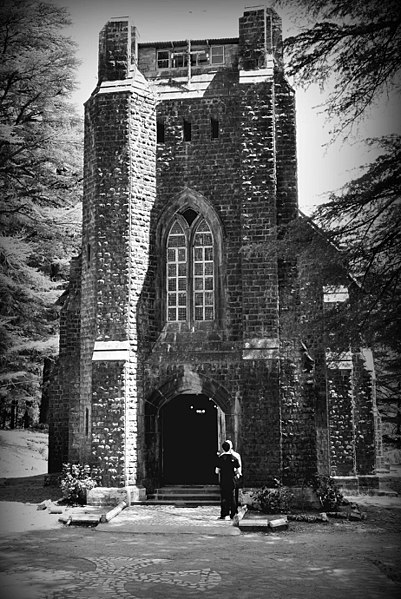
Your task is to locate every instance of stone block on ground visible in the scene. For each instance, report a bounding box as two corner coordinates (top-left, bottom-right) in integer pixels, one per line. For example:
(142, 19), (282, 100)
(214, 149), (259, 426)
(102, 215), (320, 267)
(100, 500), (127, 523)
(349, 510), (367, 521)
(37, 499), (52, 511)
(268, 517), (288, 531)
(239, 518), (269, 532)
(48, 504), (63, 514)
(68, 513), (101, 526)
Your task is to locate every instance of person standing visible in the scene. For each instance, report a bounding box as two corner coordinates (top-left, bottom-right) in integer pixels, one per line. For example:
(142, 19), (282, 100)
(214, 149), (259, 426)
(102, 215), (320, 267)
(215, 441), (240, 520)
(225, 439), (243, 507)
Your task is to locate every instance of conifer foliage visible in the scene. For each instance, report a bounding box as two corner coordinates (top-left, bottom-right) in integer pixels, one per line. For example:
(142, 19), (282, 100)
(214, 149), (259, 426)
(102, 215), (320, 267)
(0, 0), (83, 427)
(275, 0), (401, 443)
(279, 0), (401, 138)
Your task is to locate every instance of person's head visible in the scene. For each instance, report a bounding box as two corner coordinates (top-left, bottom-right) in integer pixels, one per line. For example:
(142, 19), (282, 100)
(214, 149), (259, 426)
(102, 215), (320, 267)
(225, 440), (233, 450)
(222, 441), (230, 452)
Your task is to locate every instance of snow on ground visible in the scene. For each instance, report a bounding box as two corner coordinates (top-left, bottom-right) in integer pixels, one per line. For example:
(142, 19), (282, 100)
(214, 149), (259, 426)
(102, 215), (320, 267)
(0, 429), (48, 478)
(0, 430), (63, 533)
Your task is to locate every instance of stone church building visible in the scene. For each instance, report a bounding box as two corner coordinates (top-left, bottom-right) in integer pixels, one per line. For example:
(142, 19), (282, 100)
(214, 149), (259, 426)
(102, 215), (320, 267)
(48, 6), (380, 499)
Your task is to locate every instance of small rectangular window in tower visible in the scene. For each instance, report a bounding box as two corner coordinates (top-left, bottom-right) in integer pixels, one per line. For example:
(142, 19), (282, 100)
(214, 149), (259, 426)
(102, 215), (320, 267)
(211, 117), (219, 139)
(87, 243), (91, 266)
(183, 119), (191, 142)
(85, 408), (89, 436)
(157, 120), (165, 143)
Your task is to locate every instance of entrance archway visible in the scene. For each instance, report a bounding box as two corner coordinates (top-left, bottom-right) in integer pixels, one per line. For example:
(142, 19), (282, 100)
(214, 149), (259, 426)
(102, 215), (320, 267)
(161, 394), (218, 484)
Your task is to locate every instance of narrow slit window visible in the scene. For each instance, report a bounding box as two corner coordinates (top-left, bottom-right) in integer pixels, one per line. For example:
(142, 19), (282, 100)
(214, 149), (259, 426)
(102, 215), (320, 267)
(211, 117), (219, 139)
(183, 119), (192, 142)
(85, 408), (89, 436)
(157, 120), (165, 143)
(87, 243), (91, 266)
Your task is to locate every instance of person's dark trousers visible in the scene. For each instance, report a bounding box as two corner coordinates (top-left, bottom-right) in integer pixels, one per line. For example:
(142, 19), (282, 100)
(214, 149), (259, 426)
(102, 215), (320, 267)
(234, 475), (243, 507)
(220, 485), (237, 518)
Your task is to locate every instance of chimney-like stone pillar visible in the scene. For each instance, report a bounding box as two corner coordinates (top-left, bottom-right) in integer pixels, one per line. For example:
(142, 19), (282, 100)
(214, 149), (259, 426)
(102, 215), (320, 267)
(239, 6), (283, 71)
(98, 17), (138, 82)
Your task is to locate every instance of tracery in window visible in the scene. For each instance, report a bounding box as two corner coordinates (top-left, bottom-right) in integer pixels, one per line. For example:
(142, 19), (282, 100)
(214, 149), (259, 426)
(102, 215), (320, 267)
(167, 221), (187, 322)
(193, 219), (214, 321)
(166, 214), (215, 322)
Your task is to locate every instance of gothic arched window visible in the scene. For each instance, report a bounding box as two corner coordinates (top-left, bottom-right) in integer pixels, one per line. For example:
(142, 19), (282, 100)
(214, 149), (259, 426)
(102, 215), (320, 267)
(166, 212), (215, 322)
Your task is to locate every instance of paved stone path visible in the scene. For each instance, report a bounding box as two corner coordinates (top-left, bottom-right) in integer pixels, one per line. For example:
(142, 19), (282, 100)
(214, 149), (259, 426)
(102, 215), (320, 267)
(97, 504), (240, 534)
(0, 499), (400, 599)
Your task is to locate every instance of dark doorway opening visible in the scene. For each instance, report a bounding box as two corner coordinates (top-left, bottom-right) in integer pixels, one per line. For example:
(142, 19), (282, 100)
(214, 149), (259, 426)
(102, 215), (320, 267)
(161, 394), (218, 484)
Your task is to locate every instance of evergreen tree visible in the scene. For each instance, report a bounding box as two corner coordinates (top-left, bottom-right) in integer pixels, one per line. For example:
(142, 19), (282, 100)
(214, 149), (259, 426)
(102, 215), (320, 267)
(0, 0), (83, 427)
(275, 0), (401, 446)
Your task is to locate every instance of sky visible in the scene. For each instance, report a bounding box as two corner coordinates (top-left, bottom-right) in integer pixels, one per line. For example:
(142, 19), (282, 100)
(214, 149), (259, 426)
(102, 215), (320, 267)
(50, 0), (400, 214)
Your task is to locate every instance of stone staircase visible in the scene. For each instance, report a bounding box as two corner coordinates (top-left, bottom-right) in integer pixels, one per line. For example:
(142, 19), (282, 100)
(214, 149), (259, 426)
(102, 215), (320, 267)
(145, 485), (220, 506)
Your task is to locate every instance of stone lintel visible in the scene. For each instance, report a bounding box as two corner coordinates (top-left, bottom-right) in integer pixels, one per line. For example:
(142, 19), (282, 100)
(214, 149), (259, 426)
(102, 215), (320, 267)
(92, 340), (130, 361)
(92, 351), (129, 361)
(94, 341), (130, 351)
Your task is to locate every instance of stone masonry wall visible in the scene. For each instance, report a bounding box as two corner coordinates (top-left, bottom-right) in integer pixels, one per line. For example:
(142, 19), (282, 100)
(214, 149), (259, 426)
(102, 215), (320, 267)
(137, 8), (290, 488)
(98, 20), (138, 82)
(91, 361), (126, 486)
(280, 349), (318, 485)
(81, 89), (135, 484)
(240, 358), (281, 485)
(79, 97), (98, 466)
(137, 6), (323, 488)
(353, 351), (377, 474)
(239, 79), (279, 341)
(328, 367), (356, 476)
(126, 83), (156, 487)
(153, 77), (243, 341)
(328, 353), (378, 477)
(142, 353), (283, 488)
(85, 78), (155, 487)
(239, 8), (267, 70)
(48, 256), (81, 472)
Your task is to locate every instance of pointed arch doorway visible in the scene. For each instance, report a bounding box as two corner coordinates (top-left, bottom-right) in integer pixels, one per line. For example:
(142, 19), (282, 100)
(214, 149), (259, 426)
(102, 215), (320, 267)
(161, 394), (222, 484)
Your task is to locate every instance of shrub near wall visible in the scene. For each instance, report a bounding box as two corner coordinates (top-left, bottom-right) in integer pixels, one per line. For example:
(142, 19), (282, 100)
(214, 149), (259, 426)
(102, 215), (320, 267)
(60, 463), (101, 505)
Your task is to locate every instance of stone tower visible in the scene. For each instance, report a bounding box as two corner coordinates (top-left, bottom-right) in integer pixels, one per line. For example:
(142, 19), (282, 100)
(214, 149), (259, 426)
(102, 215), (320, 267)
(48, 6), (380, 500)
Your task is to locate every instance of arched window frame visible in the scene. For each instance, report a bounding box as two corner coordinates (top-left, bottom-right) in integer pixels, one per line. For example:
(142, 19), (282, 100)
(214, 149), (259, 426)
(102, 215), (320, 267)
(156, 189), (224, 329)
(166, 214), (215, 323)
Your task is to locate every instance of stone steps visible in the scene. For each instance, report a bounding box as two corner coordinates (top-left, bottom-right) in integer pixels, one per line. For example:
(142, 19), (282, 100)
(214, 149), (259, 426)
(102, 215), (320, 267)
(144, 485), (220, 506)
